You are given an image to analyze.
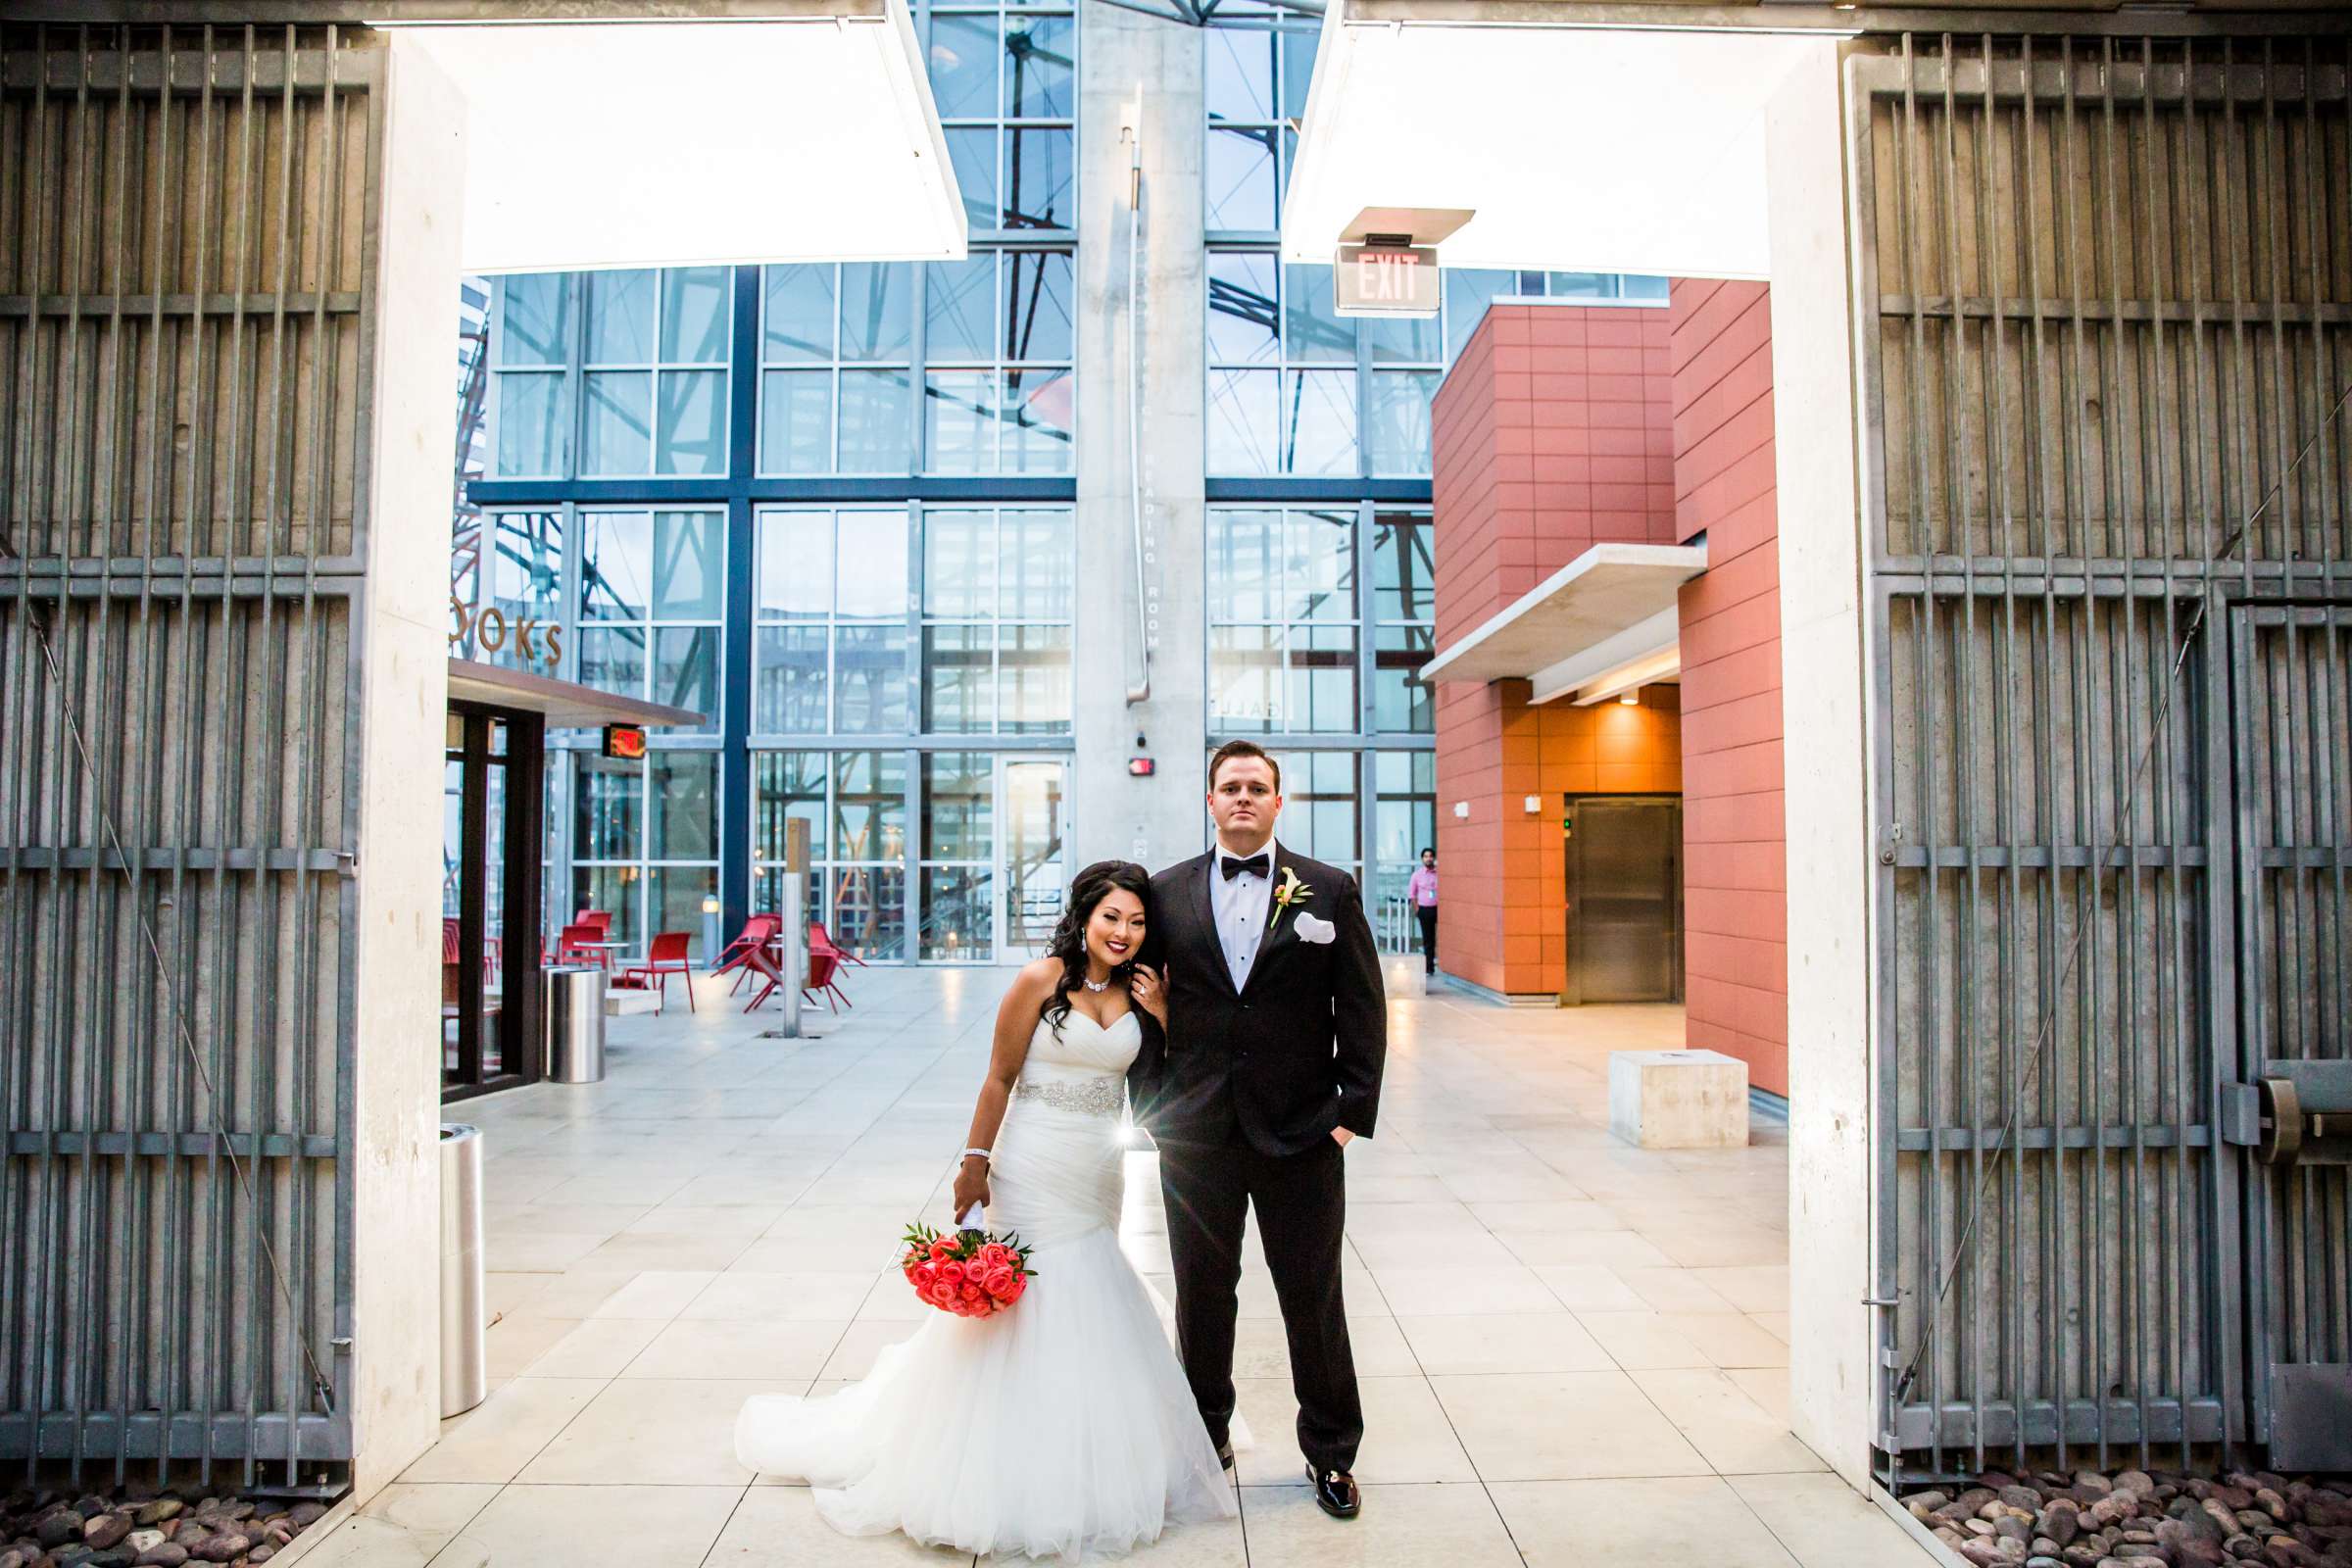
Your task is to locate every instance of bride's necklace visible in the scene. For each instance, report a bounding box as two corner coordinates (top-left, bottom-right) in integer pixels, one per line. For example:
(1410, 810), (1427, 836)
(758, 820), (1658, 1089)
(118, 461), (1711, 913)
(1081, 975), (1110, 993)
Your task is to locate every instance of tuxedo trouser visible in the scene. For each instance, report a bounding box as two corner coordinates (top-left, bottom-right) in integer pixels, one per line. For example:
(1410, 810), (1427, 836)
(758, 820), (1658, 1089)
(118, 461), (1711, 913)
(1157, 1135), (1361, 1473)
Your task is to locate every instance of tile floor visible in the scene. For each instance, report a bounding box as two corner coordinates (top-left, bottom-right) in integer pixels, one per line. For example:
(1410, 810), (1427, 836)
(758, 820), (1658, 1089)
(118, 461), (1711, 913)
(309, 965), (1929, 1567)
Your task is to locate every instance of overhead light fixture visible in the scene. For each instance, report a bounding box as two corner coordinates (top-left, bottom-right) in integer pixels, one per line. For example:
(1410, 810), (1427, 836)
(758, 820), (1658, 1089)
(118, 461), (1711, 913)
(1620, 689), (1641, 706)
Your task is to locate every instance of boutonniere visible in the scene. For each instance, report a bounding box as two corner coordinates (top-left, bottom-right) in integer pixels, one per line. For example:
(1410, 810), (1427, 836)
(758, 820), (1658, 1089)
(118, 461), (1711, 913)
(1270, 866), (1312, 933)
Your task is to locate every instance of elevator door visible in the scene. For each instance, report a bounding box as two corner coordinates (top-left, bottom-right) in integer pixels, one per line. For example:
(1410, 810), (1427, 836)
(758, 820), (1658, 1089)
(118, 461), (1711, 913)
(1563, 796), (1683, 1004)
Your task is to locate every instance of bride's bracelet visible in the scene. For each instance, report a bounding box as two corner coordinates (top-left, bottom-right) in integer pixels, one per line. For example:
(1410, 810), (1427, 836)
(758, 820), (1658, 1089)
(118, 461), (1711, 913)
(958, 1147), (992, 1164)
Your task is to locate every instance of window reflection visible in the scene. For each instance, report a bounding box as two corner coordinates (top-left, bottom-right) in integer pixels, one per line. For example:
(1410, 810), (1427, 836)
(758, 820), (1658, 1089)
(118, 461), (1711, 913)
(1004, 128), (1072, 229)
(1284, 369), (1357, 477)
(1207, 509), (1364, 736)
(841, 264), (913, 362)
(574, 510), (723, 733)
(587, 270), (655, 364)
(840, 369), (913, 471)
(496, 274), (570, 367)
(1004, 15), (1073, 118)
(752, 509), (911, 737)
(1204, 126), (1277, 231)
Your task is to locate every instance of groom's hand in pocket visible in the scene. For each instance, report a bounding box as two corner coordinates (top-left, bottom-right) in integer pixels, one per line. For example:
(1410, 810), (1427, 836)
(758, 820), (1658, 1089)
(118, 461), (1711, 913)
(1330, 1127), (1354, 1147)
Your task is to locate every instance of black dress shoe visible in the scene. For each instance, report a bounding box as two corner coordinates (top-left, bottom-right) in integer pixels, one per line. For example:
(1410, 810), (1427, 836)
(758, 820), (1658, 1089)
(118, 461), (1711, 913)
(1309, 1464), (1360, 1520)
(1215, 1441), (1235, 1471)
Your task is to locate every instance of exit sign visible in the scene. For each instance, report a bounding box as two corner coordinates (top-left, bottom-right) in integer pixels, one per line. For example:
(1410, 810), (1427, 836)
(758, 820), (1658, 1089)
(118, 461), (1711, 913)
(1334, 243), (1440, 318)
(602, 724), (647, 760)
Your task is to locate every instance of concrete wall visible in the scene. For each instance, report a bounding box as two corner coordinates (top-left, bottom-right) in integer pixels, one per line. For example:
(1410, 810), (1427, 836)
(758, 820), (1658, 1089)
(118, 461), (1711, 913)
(1071, 4), (1208, 874)
(350, 36), (466, 1498)
(1762, 38), (1877, 1488)
(1668, 279), (1788, 1096)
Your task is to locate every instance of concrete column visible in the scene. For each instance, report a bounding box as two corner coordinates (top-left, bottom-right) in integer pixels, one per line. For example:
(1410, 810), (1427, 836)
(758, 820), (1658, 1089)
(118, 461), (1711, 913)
(349, 37), (466, 1499)
(1072, 2), (1205, 873)
(1765, 38), (1878, 1489)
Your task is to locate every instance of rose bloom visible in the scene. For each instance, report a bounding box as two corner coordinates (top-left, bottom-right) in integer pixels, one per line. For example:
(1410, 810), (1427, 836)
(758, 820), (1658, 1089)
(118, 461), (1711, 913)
(929, 1238), (957, 1262)
(912, 1263), (938, 1291)
(944, 1260), (974, 1288)
(961, 1282), (985, 1302)
(977, 1244), (1009, 1269)
(976, 1267), (1008, 1298)
(931, 1279), (961, 1307)
(1004, 1273), (1027, 1300)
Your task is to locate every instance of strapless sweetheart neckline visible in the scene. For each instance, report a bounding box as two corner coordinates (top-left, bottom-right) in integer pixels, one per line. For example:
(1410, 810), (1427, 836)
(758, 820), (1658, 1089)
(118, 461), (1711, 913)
(1056, 1008), (1141, 1034)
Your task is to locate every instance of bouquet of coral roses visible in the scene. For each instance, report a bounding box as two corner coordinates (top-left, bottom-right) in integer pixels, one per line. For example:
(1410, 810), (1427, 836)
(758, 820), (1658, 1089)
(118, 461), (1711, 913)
(900, 1217), (1035, 1319)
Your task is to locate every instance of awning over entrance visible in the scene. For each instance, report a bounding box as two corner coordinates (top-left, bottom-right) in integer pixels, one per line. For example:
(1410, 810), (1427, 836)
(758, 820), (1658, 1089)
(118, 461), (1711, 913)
(1282, 13), (1829, 277)
(1421, 541), (1705, 704)
(446, 659), (705, 730)
(391, 3), (965, 273)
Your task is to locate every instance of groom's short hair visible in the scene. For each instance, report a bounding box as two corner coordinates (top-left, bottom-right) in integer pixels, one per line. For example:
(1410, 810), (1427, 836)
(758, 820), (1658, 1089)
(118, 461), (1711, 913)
(1208, 740), (1281, 794)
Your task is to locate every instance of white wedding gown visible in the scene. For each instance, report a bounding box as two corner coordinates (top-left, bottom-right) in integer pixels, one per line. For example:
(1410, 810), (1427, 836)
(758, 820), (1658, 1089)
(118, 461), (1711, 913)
(735, 1008), (1237, 1562)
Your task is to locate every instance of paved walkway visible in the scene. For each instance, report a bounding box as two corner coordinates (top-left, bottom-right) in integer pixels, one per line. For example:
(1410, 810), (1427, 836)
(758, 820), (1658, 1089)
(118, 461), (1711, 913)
(310, 966), (1929, 1567)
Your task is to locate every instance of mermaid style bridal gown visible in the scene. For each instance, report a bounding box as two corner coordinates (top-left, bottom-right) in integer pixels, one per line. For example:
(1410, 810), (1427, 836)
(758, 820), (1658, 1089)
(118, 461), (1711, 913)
(734, 1008), (1236, 1562)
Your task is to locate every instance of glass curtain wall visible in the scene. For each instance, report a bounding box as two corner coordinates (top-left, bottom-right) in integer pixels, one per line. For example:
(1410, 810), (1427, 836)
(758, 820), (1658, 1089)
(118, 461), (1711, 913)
(456, 3), (1083, 968)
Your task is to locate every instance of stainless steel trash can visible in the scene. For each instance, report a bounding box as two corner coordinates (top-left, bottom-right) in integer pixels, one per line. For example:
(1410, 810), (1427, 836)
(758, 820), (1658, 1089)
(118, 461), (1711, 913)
(544, 965), (607, 1084)
(439, 1124), (486, 1418)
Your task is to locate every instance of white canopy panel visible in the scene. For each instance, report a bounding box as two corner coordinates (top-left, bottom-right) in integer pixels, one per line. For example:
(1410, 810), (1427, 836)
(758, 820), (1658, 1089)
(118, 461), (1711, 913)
(1283, 15), (1828, 278)
(1422, 540), (1707, 685)
(401, 8), (966, 274)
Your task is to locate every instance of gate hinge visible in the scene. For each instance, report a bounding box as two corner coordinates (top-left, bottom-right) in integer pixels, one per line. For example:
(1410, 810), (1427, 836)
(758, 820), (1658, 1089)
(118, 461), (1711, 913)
(2225, 1065), (2352, 1167)
(2218, 1083), (2264, 1148)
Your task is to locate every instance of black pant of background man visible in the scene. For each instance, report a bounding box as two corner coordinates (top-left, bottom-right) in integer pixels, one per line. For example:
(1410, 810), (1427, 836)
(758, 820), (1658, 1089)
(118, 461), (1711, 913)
(1415, 904), (1437, 975)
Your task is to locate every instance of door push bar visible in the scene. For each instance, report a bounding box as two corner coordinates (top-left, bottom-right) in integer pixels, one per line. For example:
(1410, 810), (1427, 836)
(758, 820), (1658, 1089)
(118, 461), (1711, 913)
(2222, 1061), (2352, 1167)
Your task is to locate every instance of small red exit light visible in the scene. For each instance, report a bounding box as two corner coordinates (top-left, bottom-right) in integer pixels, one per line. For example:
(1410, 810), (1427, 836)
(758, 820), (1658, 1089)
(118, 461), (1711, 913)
(1128, 757), (1155, 776)
(603, 724), (648, 760)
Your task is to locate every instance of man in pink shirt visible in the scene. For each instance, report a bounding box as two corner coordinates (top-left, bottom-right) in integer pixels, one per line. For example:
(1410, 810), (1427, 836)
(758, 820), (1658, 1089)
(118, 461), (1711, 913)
(1406, 848), (1438, 976)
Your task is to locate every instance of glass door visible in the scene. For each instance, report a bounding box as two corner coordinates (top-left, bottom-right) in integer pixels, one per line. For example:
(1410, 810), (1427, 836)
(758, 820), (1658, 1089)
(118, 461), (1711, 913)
(998, 758), (1067, 960)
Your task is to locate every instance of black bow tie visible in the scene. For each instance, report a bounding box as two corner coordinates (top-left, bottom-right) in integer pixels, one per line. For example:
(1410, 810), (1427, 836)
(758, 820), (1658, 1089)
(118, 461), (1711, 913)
(1220, 853), (1270, 881)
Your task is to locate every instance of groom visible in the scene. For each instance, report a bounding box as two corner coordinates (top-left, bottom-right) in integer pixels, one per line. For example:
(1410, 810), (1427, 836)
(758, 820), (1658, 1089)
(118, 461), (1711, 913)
(1129, 739), (1387, 1521)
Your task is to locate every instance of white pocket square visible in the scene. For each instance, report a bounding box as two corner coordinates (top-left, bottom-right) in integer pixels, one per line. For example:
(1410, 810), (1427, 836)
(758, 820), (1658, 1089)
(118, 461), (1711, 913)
(1294, 912), (1336, 944)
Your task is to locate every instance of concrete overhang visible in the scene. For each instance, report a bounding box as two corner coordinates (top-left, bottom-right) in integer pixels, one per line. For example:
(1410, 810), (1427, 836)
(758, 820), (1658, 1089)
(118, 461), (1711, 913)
(1422, 540), (1706, 694)
(381, 4), (966, 274)
(1283, 8), (1831, 277)
(448, 659), (706, 730)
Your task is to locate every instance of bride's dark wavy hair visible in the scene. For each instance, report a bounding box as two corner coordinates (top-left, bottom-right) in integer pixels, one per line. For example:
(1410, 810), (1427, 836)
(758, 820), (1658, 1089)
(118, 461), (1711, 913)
(1040, 859), (1160, 1036)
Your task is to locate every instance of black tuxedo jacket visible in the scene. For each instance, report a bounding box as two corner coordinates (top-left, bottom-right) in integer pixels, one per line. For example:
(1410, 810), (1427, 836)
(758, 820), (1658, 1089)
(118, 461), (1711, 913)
(1128, 843), (1387, 1156)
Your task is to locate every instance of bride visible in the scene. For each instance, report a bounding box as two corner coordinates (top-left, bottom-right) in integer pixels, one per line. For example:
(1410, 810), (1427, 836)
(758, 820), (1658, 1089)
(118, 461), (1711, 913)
(734, 859), (1236, 1561)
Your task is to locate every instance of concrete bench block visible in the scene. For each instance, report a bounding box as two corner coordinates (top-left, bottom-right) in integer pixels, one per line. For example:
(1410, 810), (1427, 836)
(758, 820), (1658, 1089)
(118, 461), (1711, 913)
(1608, 1049), (1749, 1150)
(1382, 954), (1426, 999)
(605, 987), (661, 1018)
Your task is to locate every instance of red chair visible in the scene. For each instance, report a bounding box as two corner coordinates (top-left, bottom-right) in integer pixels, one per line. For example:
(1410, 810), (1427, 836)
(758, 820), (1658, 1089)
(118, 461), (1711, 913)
(809, 919), (868, 967)
(576, 910), (613, 935)
(442, 918), (463, 964)
(713, 913), (782, 993)
(556, 922), (609, 968)
(803, 949), (853, 1013)
(619, 931), (696, 1014)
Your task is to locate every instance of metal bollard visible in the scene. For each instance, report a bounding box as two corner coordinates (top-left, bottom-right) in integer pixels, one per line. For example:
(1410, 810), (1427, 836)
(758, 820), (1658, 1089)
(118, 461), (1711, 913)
(439, 1124), (486, 1418)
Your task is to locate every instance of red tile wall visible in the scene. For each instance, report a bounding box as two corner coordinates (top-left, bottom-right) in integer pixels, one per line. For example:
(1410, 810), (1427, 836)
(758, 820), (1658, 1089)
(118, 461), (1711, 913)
(1431, 306), (1680, 653)
(1432, 305), (1683, 998)
(1671, 278), (1788, 1096)
(1434, 679), (1682, 998)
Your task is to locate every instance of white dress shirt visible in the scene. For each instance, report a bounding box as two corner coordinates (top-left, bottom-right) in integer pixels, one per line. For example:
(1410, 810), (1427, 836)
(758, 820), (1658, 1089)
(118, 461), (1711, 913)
(1210, 840), (1277, 993)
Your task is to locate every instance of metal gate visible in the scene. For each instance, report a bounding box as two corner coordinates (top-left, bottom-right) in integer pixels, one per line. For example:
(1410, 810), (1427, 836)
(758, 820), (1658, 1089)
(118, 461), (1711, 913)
(2230, 604), (2352, 1468)
(1851, 31), (2352, 1474)
(0, 24), (381, 1483)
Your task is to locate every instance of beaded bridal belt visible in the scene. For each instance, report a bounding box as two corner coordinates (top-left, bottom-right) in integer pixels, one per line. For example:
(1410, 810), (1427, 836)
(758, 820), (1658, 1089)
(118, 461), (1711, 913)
(1013, 1076), (1126, 1118)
